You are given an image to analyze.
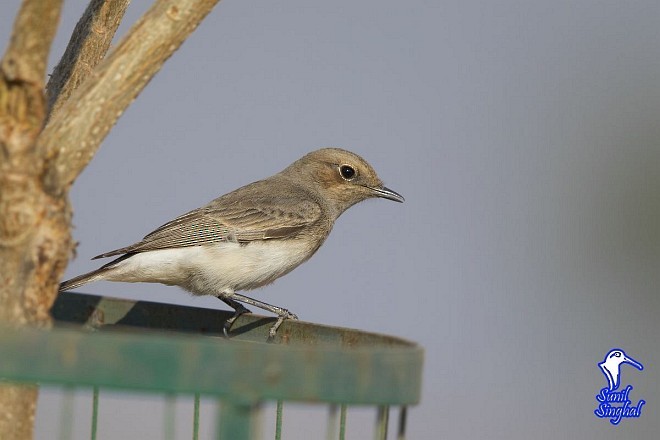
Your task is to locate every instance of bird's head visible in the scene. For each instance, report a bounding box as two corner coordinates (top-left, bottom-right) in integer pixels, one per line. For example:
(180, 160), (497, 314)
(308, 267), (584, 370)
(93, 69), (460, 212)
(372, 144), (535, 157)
(604, 349), (644, 371)
(283, 148), (404, 216)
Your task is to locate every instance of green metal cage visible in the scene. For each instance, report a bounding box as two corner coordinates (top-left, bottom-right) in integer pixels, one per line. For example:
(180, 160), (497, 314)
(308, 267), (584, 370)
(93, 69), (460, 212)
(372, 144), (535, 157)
(0, 292), (424, 439)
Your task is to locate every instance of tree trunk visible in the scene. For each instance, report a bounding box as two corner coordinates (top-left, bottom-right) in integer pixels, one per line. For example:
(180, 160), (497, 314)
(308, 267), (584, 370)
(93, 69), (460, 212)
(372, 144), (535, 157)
(0, 2), (65, 438)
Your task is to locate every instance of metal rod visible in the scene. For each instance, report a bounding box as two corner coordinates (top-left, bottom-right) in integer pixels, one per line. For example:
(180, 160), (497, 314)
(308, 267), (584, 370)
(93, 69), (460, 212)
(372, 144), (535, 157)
(58, 386), (74, 440)
(375, 405), (389, 440)
(397, 406), (408, 440)
(339, 404), (347, 440)
(90, 387), (99, 440)
(164, 394), (176, 440)
(275, 400), (284, 440)
(216, 400), (256, 440)
(326, 405), (338, 440)
(193, 393), (200, 440)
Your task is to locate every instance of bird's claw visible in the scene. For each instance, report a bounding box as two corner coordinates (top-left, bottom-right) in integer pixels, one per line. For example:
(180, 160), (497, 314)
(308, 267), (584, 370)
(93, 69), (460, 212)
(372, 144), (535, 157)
(267, 310), (298, 340)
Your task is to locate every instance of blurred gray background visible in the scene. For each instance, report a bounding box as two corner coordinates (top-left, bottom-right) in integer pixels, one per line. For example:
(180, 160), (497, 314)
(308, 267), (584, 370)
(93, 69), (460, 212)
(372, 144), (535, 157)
(3, 0), (660, 438)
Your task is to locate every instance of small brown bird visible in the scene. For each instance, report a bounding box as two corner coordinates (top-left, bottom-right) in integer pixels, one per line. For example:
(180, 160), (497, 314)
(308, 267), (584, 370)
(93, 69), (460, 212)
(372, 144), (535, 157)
(59, 148), (404, 337)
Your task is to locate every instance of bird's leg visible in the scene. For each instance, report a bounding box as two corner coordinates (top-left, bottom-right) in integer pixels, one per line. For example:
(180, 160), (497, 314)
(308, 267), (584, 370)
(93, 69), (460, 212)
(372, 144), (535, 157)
(218, 296), (252, 337)
(229, 292), (298, 339)
(268, 314), (291, 340)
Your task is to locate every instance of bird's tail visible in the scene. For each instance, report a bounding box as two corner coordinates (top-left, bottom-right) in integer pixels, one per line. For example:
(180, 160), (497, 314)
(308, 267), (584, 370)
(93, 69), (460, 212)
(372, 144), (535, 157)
(59, 268), (110, 292)
(59, 254), (132, 292)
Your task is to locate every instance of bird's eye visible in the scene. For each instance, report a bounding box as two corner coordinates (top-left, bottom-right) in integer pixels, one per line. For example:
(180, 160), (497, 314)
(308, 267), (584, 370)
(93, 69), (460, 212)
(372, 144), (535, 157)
(339, 165), (356, 180)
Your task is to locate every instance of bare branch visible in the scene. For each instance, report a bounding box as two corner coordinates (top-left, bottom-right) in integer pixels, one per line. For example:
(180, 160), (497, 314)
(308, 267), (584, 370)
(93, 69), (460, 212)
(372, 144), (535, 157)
(0, 0), (63, 157)
(39, 0), (221, 195)
(1, 0), (63, 86)
(46, 0), (131, 118)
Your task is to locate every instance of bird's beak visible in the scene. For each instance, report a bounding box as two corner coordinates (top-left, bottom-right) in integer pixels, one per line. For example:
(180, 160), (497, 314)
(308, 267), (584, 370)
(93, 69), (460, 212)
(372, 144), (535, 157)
(369, 185), (405, 203)
(623, 355), (644, 370)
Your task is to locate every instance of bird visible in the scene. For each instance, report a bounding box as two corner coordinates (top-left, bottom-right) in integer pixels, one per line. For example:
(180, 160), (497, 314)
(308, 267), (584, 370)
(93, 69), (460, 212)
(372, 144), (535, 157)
(59, 148), (404, 338)
(598, 349), (644, 391)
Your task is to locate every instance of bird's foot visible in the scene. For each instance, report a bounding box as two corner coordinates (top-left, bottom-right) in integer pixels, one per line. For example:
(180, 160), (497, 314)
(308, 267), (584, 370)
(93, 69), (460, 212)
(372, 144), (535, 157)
(267, 310), (298, 341)
(223, 303), (252, 337)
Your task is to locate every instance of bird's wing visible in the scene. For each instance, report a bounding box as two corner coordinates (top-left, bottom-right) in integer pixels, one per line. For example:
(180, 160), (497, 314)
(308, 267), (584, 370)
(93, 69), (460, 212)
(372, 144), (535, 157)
(93, 198), (322, 259)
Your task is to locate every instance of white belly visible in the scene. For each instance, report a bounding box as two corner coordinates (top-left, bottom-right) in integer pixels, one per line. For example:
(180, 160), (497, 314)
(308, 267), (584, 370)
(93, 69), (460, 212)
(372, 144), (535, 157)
(105, 239), (316, 295)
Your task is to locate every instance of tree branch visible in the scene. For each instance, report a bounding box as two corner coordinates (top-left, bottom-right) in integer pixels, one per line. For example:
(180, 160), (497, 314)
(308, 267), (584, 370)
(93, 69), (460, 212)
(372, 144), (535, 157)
(38, 0), (221, 195)
(46, 0), (131, 119)
(0, 0), (63, 160)
(1, 0), (62, 86)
